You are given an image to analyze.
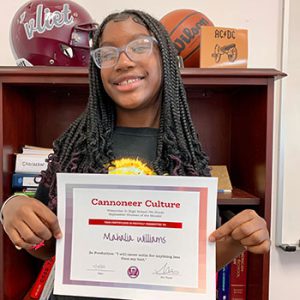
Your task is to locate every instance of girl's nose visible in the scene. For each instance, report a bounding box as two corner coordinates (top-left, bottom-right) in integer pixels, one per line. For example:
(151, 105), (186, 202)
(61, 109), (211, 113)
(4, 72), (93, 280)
(114, 51), (135, 70)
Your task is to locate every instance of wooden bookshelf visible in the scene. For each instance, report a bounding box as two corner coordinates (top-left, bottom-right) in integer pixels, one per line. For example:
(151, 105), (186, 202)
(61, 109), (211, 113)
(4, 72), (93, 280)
(0, 66), (285, 300)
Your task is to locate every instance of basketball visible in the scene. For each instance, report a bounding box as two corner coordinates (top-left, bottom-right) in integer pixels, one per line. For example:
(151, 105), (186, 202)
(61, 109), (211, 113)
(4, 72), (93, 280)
(160, 9), (214, 67)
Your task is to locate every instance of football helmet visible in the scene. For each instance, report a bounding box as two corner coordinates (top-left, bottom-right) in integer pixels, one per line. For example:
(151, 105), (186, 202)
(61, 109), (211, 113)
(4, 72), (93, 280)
(10, 0), (97, 66)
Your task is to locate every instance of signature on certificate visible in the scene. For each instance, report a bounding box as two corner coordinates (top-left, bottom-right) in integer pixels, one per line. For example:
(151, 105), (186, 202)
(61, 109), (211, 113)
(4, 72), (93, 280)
(87, 264), (113, 273)
(91, 264), (106, 270)
(153, 262), (179, 276)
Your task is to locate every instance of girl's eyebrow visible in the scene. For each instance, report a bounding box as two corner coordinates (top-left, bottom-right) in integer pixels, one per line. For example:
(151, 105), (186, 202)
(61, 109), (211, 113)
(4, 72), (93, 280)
(99, 34), (151, 47)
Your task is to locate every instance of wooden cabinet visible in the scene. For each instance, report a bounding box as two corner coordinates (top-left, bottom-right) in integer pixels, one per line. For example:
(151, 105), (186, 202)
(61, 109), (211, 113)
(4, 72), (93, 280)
(0, 66), (284, 300)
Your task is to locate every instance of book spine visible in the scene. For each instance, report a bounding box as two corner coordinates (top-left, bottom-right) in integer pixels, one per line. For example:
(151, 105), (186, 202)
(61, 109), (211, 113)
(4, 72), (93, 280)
(230, 251), (248, 300)
(14, 189), (37, 197)
(30, 257), (55, 299)
(15, 154), (48, 174)
(218, 189), (232, 193)
(39, 263), (55, 300)
(218, 263), (230, 300)
(12, 173), (40, 189)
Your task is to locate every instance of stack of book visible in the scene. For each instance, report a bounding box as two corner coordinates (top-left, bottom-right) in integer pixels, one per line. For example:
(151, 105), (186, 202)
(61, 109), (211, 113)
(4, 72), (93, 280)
(217, 251), (248, 299)
(12, 145), (53, 197)
(23, 257), (55, 300)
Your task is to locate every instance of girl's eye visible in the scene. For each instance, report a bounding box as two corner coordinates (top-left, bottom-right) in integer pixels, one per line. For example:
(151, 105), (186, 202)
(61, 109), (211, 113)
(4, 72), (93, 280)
(102, 53), (115, 60)
(131, 45), (149, 53)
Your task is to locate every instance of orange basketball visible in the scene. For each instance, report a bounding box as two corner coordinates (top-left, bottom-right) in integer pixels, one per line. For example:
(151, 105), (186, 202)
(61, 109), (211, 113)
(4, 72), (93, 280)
(160, 9), (214, 67)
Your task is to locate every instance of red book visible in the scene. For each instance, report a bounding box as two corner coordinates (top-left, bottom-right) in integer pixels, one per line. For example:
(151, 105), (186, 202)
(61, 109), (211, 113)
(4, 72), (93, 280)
(29, 256), (55, 299)
(230, 251), (248, 300)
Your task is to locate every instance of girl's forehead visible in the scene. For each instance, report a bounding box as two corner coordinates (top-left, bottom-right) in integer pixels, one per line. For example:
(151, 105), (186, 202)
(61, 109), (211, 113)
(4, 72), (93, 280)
(101, 17), (150, 43)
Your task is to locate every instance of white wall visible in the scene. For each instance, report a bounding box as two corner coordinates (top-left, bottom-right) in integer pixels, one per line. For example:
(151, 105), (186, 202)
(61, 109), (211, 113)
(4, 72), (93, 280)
(1, 0), (299, 299)
(269, 0), (300, 298)
(0, 0), (282, 67)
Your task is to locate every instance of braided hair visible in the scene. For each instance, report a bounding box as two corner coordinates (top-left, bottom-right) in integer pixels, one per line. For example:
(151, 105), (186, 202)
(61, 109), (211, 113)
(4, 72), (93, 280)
(41, 9), (210, 210)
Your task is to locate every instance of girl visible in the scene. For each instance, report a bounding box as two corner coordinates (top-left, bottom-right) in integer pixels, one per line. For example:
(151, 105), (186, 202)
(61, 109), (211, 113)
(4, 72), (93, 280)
(1, 9), (270, 299)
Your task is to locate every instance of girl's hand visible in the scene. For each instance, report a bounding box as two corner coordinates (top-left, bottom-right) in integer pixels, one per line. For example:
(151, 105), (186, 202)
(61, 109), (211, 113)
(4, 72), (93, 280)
(209, 209), (270, 254)
(2, 195), (62, 250)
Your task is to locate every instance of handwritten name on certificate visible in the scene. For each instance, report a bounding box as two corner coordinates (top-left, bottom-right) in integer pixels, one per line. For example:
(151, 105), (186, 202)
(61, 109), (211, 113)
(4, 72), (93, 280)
(54, 174), (217, 300)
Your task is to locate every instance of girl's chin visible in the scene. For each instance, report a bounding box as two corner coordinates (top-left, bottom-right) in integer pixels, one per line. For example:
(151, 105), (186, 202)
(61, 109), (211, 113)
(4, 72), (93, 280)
(117, 102), (144, 110)
(113, 95), (146, 110)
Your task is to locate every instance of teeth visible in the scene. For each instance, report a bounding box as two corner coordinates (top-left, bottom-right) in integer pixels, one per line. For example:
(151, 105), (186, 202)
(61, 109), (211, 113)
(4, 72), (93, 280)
(118, 78), (140, 86)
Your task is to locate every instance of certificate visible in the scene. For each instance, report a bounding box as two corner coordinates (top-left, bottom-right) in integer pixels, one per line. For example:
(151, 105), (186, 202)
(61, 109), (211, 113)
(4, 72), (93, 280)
(54, 173), (217, 300)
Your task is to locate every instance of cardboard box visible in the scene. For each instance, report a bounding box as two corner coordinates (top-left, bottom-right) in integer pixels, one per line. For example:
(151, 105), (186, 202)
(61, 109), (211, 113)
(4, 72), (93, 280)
(200, 26), (248, 68)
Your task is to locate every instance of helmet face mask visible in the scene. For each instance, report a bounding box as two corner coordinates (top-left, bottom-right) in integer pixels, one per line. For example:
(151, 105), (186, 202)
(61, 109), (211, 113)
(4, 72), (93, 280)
(10, 0), (97, 66)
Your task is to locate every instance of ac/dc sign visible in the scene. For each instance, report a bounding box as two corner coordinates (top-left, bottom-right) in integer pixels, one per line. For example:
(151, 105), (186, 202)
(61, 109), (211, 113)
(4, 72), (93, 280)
(200, 26), (248, 68)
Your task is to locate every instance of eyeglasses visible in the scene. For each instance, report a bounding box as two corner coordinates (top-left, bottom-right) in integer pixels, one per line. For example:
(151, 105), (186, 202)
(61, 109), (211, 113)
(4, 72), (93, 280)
(91, 36), (157, 69)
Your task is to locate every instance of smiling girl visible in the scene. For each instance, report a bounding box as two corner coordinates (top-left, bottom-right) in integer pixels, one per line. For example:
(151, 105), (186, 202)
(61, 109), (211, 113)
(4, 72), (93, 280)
(1, 9), (270, 300)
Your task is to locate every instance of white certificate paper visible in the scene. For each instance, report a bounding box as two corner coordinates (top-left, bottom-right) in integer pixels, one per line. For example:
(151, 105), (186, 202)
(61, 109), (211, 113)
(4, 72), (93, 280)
(54, 174), (217, 300)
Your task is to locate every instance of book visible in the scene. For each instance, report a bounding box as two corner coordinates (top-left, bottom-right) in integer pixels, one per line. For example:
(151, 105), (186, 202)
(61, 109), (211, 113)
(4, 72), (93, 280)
(14, 189), (37, 197)
(29, 257), (55, 299)
(230, 251), (248, 300)
(210, 165), (232, 192)
(12, 173), (41, 189)
(39, 262), (55, 300)
(218, 263), (231, 300)
(15, 153), (49, 174)
(22, 145), (53, 155)
(216, 212), (232, 299)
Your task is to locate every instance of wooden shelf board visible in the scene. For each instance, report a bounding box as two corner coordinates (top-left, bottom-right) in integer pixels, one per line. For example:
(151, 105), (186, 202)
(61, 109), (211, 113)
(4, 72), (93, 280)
(217, 188), (260, 205)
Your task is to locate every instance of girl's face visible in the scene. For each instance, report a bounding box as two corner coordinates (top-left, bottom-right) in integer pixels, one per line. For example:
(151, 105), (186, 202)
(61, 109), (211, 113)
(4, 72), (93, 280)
(99, 17), (162, 126)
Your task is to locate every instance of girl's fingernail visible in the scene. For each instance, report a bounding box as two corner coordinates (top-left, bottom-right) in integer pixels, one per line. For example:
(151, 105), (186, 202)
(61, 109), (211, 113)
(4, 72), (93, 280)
(209, 236), (215, 242)
(55, 233), (63, 239)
